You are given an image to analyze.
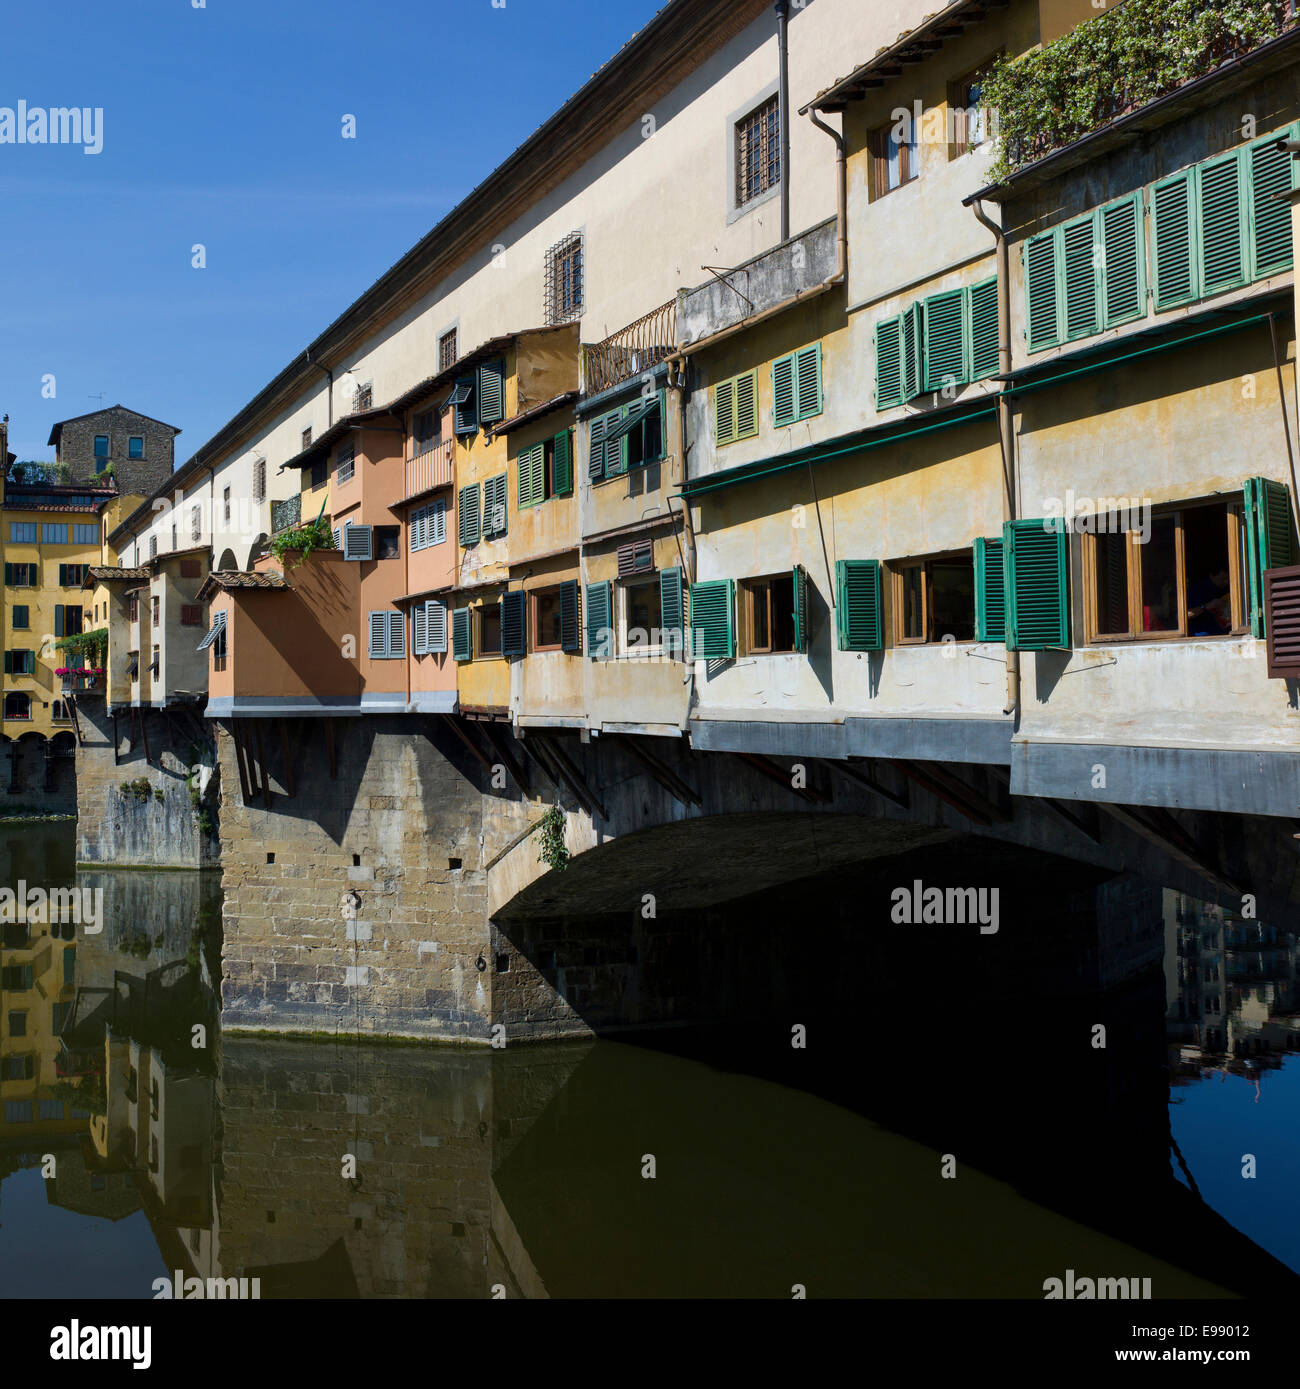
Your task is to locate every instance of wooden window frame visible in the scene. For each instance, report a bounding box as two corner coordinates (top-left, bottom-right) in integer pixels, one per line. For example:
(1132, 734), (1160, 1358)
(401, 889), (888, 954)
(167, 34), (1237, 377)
(949, 56), (999, 159)
(438, 328), (458, 374)
(1082, 497), (1247, 645)
(740, 572), (798, 655)
(889, 551), (978, 646)
(530, 586), (564, 653)
(871, 121), (917, 201)
(735, 94), (781, 208)
(619, 575), (664, 658)
(475, 603), (504, 660)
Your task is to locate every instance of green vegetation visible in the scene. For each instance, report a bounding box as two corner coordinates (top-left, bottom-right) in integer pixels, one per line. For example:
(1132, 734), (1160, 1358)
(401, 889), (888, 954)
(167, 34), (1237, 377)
(49, 1072), (107, 1117)
(269, 514), (335, 568)
(119, 777), (154, 801)
(535, 804), (570, 873)
(983, 0), (1293, 181)
(57, 627), (109, 664)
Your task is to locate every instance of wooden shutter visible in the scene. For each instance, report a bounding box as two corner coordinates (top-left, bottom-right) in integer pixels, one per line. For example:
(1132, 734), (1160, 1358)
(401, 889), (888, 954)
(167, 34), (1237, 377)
(1101, 193), (1144, 328)
(501, 590), (527, 656)
(1025, 229), (1060, 351)
(588, 414), (607, 480)
(430, 499), (446, 545)
(689, 579), (735, 660)
(1004, 519), (1070, 651)
(54, 606), (64, 638)
(875, 316), (903, 410)
(552, 429), (573, 495)
(3, 564), (10, 585)
(794, 344), (822, 419)
(413, 602), (428, 655)
(426, 600), (447, 654)
(452, 607), (472, 661)
(1264, 565), (1300, 678)
(343, 524), (373, 561)
(1062, 214), (1099, 340)
(1244, 476), (1296, 638)
(517, 444), (545, 509)
(1152, 170), (1197, 309)
(714, 377), (736, 447)
(735, 371), (757, 439)
(1197, 151), (1246, 296)
(968, 277), (1000, 382)
(410, 508), (425, 552)
(453, 377), (478, 435)
(792, 563), (809, 653)
(477, 360), (505, 425)
(585, 580), (613, 658)
(482, 475), (507, 537)
(368, 612), (387, 659)
(974, 536), (1006, 642)
(605, 407), (628, 477)
(58, 564), (67, 586)
(458, 483), (480, 547)
(772, 353), (796, 427)
(386, 611), (406, 658)
(617, 539), (654, 577)
(1250, 132), (1296, 278)
(900, 303), (922, 401)
(835, 560), (882, 651)
(923, 289), (966, 392)
(559, 580), (581, 652)
(660, 566), (685, 657)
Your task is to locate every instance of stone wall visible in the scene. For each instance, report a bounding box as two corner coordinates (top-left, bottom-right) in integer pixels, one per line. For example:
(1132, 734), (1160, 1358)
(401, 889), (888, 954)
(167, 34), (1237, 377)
(57, 405), (175, 496)
(73, 694), (219, 867)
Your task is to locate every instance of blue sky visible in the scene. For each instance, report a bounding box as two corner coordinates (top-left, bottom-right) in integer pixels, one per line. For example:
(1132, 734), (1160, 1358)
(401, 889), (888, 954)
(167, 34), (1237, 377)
(0, 0), (662, 463)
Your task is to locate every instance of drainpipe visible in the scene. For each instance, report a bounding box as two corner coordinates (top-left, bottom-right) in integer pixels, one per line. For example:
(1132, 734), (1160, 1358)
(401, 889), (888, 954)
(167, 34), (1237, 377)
(806, 106), (847, 286)
(968, 197), (1019, 719)
(776, 0), (791, 243)
(667, 357), (696, 581)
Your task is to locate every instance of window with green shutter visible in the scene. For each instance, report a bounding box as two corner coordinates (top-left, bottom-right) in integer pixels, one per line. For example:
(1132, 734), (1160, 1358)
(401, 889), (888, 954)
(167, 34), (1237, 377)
(923, 289), (965, 393)
(1250, 134), (1296, 277)
(969, 277), (1000, 382)
(517, 443), (546, 509)
(772, 344), (822, 426)
(689, 579), (735, 660)
(792, 563), (810, 653)
(1152, 169), (1196, 309)
(1004, 519), (1070, 651)
(482, 474), (508, 539)
(714, 370), (758, 446)
(835, 560), (882, 651)
(477, 360), (506, 425)
(559, 579), (581, 652)
(772, 352), (796, 427)
(1198, 151), (1246, 296)
(974, 536), (1006, 642)
(660, 565), (685, 657)
(1244, 476), (1296, 638)
(451, 607), (472, 662)
(457, 483), (480, 547)
(881, 278), (1000, 410)
(1100, 194), (1144, 328)
(588, 408), (623, 481)
(1025, 229), (1061, 351)
(501, 590), (527, 656)
(875, 316), (903, 410)
(451, 377), (477, 436)
(900, 303), (921, 402)
(552, 428), (573, 495)
(585, 580), (613, 658)
(1062, 216), (1099, 339)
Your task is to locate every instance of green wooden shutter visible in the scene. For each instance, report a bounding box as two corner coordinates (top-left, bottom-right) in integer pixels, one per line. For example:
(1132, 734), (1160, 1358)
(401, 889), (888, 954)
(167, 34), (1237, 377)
(660, 565), (685, 656)
(517, 444), (544, 509)
(875, 316), (903, 410)
(689, 579), (735, 660)
(1244, 476), (1296, 638)
(458, 482), (480, 547)
(1062, 214), (1099, 340)
(501, 590), (527, 656)
(477, 360), (505, 425)
(1198, 150), (1247, 296)
(835, 560), (882, 651)
(585, 580), (613, 658)
(772, 353), (796, 428)
(559, 580), (581, 652)
(901, 303), (922, 401)
(58, 564), (67, 586)
(1025, 229), (1060, 351)
(734, 370), (757, 439)
(974, 536), (1006, 642)
(792, 563), (810, 653)
(1004, 519), (1070, 651)
(54, 606), (64, 638)
(552, 429), (573, 495)
(588, 413), (607, 480)
(484, 474), (508, 536)
(923, 289), (966, 393)
(451, 607), (472, 662)
(453, 377), (478, 435)
(1249, 132), (1296, 278)
(968, 277), (1000, 382)
(714, 377), (736, 447)
(605, 408), (627, 477)
(1101, 193), (1145, 328)
(3, 564), (10, 585)
(2, 653), (10, 675)
(1152, 169), (1197, 309)
(794, 344), (822, 419)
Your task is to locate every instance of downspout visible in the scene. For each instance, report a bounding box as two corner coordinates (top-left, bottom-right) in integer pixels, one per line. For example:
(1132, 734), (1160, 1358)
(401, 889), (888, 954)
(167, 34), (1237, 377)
(776, 0), (791, 243)
(666, 356), (696, 581)
(968, 197), (1020, 719)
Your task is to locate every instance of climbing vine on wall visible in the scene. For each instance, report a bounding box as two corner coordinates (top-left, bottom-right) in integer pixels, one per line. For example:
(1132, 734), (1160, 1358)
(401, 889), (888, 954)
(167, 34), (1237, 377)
(983, 0), (1295, 182)
(535, 805), (569, 873)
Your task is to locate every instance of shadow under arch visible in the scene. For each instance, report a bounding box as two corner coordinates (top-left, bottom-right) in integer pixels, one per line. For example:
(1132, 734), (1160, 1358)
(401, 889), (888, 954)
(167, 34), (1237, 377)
(215, 548), (238, 572)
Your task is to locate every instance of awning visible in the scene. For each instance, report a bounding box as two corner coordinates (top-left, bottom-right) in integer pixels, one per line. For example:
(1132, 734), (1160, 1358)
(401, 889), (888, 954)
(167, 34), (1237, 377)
(196, 611), (226, 652)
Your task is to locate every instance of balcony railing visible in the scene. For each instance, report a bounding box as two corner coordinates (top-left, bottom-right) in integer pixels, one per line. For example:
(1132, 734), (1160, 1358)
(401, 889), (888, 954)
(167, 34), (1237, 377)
(582, 300), (676, 396)
(271, 494), (301, 534)
(987, 0), (1300, 178)
(405, 437), (454, 498)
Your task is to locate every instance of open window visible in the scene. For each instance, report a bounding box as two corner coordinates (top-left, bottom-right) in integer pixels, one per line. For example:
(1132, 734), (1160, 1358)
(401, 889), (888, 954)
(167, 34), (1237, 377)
(891, 552), (976, 644)
(476, 603), (502, 658)
(740, 567), (809, 654)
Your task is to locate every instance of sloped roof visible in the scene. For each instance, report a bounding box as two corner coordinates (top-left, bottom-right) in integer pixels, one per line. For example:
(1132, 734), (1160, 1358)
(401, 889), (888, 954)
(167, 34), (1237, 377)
(196, 570), (289, 601)
(84, 566), (150, 586)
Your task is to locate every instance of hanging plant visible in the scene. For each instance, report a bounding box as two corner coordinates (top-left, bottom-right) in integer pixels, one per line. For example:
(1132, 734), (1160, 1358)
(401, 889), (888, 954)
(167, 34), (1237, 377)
(269, 515), (336, 568)
(535, 804), (569, 873)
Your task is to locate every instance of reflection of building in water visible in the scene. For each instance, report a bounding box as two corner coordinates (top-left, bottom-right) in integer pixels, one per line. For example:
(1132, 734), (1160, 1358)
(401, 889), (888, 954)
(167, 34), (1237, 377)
(1165, 890), (1300, 1081)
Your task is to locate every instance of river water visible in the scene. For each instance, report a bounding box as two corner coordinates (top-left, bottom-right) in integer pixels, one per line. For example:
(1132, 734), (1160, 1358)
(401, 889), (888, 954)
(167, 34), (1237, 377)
(0, 823), (1295, 1298)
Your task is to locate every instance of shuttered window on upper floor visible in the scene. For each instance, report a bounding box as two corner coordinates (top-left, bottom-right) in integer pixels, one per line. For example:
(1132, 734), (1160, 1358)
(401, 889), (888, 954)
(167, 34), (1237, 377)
(714, 370), (758, 446)
(1003, 519), (1070, 652)
(457, 483), (480, 547)
(876, 277), (999, 410)
(974, 536), (1006, 643)
(481, 474), (508, 539)
(772, 344), (822, 428)
(835, 560), (883, 651)
(689, 579), (735, 660)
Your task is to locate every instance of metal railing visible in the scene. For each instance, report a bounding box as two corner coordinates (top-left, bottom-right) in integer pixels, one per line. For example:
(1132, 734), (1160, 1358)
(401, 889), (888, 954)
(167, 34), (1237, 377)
(271, 494), (301, 534)
(405, 436), (454, 497)
(582, 300), (677, 396)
